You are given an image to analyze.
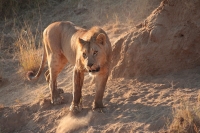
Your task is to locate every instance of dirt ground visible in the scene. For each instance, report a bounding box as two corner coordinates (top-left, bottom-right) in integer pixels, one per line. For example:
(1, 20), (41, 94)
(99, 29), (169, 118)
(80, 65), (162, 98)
(1, 0), (200, 133)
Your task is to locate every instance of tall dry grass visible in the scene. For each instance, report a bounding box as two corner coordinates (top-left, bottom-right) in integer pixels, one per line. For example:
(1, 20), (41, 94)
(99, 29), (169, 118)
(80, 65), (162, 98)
(14, 21), (42, 73)
(0, 0), (47, 74)
(1, 0), (65, 74)
(0, 0), (48, 19)
(168, 97), (200, 133)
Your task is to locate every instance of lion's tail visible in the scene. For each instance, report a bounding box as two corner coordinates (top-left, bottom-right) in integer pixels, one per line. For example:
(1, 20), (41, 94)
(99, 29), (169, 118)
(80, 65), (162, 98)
(27, 45), (47, 81)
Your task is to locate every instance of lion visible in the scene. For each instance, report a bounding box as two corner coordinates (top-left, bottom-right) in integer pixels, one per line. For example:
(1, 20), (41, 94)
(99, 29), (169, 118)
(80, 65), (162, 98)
(27, 21), (112, 112)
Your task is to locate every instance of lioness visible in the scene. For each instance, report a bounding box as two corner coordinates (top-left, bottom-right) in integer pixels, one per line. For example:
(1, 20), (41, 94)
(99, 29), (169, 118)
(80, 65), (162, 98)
(28, 21), (112, 112)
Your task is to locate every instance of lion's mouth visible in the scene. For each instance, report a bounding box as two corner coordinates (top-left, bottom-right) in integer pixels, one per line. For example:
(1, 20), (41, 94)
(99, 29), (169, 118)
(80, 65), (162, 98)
(88, 67), (100, 73)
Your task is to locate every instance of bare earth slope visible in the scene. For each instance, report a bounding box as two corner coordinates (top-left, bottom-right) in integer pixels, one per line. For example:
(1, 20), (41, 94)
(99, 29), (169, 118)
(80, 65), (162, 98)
(111, 0), (200, 78)
(1, 0), (200, 133)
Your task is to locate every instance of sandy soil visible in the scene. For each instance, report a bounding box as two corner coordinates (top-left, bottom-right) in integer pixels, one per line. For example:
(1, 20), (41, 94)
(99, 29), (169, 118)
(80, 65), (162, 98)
(0, 0), (200, 133)
(1, 63), (200, 133)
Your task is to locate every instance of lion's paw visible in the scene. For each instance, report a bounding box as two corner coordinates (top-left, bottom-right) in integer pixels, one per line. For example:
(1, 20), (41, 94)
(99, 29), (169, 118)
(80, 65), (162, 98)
(92, 107), (107, 113)
(51, 96), (64, 105)
(69, 103), (82, 114)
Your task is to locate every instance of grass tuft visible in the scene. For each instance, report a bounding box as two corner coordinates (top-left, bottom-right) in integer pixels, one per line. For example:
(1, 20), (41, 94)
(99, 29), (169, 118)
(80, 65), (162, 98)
(14, 22), (42, 73)
(168, 98), (200, 133)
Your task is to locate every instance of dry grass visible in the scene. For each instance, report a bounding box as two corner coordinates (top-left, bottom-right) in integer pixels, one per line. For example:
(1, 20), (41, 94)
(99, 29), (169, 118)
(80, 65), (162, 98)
(1, 0), (65, 74)
(67, 0), (160, 28)
(14, 22), (42, 73)
(168, 98), (200, 133)
(0, 0), (48, 19)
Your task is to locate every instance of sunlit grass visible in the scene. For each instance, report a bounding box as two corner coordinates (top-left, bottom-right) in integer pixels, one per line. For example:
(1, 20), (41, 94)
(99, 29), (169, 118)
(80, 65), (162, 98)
(14, 22), (42, 73)
(168, 98), (200, 133)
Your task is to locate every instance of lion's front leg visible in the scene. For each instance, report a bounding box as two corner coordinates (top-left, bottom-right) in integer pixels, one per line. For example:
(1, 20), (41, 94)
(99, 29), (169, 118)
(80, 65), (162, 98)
(93, 72), (109, 110)
(70, 68), (84, 112)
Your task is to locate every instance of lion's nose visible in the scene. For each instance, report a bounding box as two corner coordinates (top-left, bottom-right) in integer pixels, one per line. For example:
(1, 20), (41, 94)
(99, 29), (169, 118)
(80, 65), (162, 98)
(87, 63), (93, 68)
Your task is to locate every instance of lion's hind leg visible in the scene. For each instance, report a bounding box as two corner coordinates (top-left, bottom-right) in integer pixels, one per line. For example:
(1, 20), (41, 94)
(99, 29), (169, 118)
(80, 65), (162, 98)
(48, 53), (67, 104)
(45, 69), (64, 94)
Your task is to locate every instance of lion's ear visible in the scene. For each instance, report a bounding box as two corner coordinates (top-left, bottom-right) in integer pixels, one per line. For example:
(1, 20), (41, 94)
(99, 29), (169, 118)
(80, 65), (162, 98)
(79, 38), (88, 46)
(96, 33), (106, 45)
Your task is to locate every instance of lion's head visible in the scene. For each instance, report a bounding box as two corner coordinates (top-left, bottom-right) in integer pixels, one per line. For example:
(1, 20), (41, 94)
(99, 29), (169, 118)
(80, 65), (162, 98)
(78, 31), (108, 75)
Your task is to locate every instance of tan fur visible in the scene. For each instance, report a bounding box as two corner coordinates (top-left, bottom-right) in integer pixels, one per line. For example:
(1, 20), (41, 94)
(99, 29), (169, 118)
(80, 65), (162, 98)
(28, 21), (112, 111)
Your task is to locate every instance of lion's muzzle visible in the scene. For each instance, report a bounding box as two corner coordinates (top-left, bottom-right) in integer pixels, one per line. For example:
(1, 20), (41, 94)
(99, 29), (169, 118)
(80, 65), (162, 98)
(88, 66), (100, 73)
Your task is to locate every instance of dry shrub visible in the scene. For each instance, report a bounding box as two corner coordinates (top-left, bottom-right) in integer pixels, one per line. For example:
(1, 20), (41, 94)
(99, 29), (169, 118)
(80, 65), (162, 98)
(14, 22), (42, 73)
(0, 0), (48, 19)
(169, 98), (200, 133)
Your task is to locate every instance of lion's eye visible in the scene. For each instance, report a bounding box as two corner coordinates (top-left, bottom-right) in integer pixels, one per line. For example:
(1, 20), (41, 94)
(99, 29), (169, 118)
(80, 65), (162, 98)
(83, 53), (87, 59)
(93, 51), (98, 56)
